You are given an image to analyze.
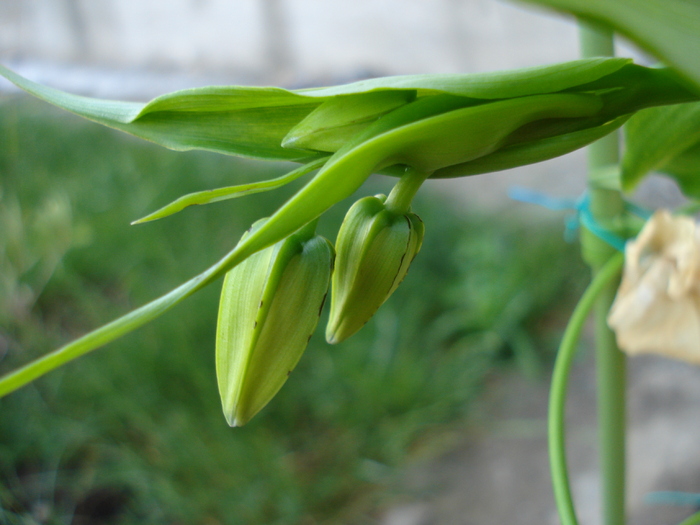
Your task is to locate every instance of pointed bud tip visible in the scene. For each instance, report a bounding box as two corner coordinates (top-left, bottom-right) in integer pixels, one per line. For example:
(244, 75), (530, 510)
(325, 319), (353, 344)
(224, 412), (238, 427)
(225, 409), (251, 427)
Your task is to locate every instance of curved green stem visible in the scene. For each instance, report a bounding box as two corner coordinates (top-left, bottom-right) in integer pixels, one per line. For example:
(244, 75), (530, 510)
(679, 511), (700, 525)
(296, 217), (320, 241)
(384, 167), (431, 214)
(549, 252), (624, 525)
(676, 201), (700, 216)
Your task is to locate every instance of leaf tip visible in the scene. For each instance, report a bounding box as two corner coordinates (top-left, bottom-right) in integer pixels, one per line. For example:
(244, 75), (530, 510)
(130, 214), (156, 225)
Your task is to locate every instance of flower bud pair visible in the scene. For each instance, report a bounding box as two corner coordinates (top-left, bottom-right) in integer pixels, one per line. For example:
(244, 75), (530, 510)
(326, 195), (424, 344)
(216, 221), (334, 426)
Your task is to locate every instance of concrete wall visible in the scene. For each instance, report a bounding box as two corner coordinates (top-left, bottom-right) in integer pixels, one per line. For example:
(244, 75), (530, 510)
(1, 0), (583, 87)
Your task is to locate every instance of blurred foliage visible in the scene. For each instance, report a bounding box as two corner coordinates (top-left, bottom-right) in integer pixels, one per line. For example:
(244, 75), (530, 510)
(0, 95), (585, 525)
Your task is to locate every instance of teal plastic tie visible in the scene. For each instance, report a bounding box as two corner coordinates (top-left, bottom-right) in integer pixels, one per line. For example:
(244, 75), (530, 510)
(645, 492), (700, 508)
(508, 187), (650, 252)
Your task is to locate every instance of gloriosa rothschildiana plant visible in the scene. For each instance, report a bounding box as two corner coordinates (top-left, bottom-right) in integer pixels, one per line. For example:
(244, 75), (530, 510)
(3, 0), (700, 524)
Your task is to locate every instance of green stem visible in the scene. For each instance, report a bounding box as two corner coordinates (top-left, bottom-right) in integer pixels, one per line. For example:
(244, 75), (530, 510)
(296, 217), (320, 241)
(679, 511), (700, 525)
(676, 201), (700, 215)
(384, 167), (431, 214)
(549, 253), (624, 525)
(579, 19), (628, 525)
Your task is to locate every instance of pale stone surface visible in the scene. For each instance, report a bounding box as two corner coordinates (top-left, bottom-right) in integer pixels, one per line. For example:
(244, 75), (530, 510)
(0, 0), (581, 84)
(380, 354), (700, 525)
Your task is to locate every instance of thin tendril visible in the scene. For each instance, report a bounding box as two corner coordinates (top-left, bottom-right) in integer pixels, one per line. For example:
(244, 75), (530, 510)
(548, 252), (624, 525)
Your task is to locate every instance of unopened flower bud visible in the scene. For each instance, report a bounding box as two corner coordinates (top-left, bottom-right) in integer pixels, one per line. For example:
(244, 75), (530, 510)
(326, 195), (424, 344)
(216, 221), (334, 426)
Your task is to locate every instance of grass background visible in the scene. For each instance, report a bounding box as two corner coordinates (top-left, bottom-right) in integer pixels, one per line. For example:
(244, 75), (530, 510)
(0, 95), (585, 524)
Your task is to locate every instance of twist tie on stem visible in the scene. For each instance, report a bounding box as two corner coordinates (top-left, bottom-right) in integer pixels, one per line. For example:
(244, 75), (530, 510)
(508, 186), (650, 252)
(645, 492), (700, 508)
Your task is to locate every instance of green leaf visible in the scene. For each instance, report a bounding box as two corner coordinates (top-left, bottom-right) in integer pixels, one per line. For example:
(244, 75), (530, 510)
(621, 102), (700, 191)
(368, 93), (603, 173)
(300, 58), (631, 99)
(432, 115), (630, 178)
(0, 232), (247, 398)
(0, 64), (321, 161)
(0, 58), (628, 162)
(519, 0), (700, 92)
(0, 58), (654, 396)
(231, 93), (605, 257)
(282, 90), (415, 152)
(132, 156), (329, 224)
(658, 142), (700, 199)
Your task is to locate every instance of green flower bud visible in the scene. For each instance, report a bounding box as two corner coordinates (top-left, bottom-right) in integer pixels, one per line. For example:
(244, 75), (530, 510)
(326, 195), (424, 344)
(216, 221), (334, 426)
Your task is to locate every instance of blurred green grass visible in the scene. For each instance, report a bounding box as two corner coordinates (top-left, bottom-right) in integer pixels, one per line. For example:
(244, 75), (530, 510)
(0, 94), (586, 525)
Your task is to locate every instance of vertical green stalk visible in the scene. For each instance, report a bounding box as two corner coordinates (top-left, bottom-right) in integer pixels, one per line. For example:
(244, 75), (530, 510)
(579, 19), (627, 525)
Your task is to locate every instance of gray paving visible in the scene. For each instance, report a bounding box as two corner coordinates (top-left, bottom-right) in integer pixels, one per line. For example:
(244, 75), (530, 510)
(381, 353), (700, 525)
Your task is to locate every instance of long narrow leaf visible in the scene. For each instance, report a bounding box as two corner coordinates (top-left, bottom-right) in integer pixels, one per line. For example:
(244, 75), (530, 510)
(132, 156), (329, 224)
(225, 93), (606, 267)
(0, 237), (245, 397)
(0, 64), (320, 161)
